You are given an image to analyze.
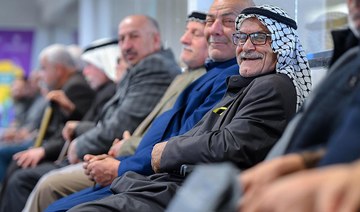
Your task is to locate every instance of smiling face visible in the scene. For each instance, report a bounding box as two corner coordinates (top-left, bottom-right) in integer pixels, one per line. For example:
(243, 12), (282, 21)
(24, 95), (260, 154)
(180, 21), (208, 69)
(204, 0), (249, 62)
(236, 18), (277, 77)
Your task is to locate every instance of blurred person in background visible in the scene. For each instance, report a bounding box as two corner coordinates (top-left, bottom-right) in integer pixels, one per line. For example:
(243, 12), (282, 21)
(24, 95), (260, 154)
(0, 71), (47, 183)
(0, 43), (95, 211)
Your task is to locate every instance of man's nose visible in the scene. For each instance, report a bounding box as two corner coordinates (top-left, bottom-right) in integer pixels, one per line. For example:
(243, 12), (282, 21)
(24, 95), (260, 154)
(180, 31), (191, 45)
(242, 37), (255, 50)
(209, 19), (223, 35)
(121, 37), (132, 50)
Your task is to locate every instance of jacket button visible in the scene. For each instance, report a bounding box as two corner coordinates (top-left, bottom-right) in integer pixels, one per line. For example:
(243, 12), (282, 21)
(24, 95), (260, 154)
(348, 75), (359, 88)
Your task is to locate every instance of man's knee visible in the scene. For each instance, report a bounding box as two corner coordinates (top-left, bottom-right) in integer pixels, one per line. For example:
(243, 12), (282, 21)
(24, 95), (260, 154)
(8, 169), (28, 188)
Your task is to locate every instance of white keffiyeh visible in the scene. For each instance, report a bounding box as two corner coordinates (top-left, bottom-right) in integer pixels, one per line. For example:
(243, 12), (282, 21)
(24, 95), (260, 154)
(235, 5), (312, 109)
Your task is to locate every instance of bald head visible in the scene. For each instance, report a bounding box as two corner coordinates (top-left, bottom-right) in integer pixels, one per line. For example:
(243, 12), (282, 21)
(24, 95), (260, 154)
(210, 0), (255, 11)
(118, 15), (162, 66)
(205, 0), (255, 62)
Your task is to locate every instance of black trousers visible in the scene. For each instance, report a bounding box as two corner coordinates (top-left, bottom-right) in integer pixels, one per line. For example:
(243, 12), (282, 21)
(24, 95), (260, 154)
(69, 171), (184, 212)
(0, 160), (63, 212)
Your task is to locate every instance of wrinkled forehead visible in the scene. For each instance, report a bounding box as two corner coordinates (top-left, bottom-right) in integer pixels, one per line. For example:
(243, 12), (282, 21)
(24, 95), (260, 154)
(186, 21), (205, 29)
(238, 17), (270, 33)
(207, 2), (243, 19)
(118, 27), (142, 37)
(118, 17), (146, 34)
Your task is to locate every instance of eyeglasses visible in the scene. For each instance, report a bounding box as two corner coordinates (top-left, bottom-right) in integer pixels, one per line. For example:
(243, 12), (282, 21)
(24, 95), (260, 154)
(232, 32), (271, 46)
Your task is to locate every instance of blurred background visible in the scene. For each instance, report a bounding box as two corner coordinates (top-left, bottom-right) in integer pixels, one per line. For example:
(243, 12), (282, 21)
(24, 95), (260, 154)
(0, 0), (348, 126)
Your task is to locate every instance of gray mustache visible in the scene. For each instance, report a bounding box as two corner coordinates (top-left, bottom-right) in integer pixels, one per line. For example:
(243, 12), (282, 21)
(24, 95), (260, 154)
(182, 45), (193, 52)
(208, 36), (228, 43)
(240, 51), (263, 59)
(123, 49), (137, 57)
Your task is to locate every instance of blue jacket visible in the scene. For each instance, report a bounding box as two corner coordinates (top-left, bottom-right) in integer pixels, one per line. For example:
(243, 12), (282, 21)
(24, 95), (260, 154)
(117, 58), (239, 176)
(318, 88), (360, 166)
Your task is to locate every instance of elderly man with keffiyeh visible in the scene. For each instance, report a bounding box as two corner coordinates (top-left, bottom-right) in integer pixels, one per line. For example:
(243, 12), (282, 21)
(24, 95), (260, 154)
(171, 3), (360, 212)
(66, 3), (312, 212)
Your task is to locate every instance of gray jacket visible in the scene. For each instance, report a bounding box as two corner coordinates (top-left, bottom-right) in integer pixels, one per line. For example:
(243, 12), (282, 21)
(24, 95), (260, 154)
(75, 48), (181, 158)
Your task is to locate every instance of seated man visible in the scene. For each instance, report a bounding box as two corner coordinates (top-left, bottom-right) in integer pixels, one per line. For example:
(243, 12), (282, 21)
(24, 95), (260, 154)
(171, 2), (360, 212)
(237, 2), (360, 211)
(0, 44), (95, 187)
(67, 1), (311, 211)
(0, 72), (47, 182)
(23, 11), (208, 212)
(74, 38), (119, 125)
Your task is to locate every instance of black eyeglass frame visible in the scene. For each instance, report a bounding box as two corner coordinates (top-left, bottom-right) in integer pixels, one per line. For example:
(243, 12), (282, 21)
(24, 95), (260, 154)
(232, 32), (272, 46)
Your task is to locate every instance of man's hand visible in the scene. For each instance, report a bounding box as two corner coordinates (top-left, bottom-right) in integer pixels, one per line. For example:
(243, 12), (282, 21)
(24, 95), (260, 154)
(239, 160), (360, 212)
(67, 140), (80, 164)
(83, 154), (109, 178)
(13, 147), (45, 168)
(47, 90), (75, 114)
(314, 162), (360, 212)
(83, 154), (120, 186)
(107, 131), (131, 157)
(14, 128), (32, 141)
(151, 141), (167, 173)
(62, 121), (79, 141)
(1, 128), (17, 141)
(2, 128), (33, 144)
(240, 154), (305, 194)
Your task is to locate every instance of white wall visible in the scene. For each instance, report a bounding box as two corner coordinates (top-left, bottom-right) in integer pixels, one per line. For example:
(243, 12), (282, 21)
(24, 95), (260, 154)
(108, 0), (187, 62)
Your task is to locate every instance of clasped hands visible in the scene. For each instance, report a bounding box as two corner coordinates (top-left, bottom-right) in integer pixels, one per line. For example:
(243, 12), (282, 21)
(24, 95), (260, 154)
(83, 154), (120, 187)
(82, 131), (130, 186)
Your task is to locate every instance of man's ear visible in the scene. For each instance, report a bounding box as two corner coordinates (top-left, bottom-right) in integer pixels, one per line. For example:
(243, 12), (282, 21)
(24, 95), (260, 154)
(53, 64), (66, 85)
(152, 32), (162, 49)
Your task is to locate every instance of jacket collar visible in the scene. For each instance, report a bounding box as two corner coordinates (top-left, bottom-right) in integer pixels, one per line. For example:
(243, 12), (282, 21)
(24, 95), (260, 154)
(205, 58), (237, 71)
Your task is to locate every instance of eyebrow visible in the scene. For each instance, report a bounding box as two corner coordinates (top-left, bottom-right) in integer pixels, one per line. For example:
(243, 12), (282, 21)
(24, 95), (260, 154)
(238, 31), (270, 34)
(206, 12), (237, 19)
(119, 30), (140, 36)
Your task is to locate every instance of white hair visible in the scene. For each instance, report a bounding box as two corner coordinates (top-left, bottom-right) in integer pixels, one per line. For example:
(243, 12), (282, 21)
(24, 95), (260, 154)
(39, 44), (76, 70)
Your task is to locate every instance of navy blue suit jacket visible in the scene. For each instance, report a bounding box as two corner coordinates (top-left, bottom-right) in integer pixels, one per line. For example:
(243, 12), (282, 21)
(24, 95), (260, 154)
(286, 46), (360, 166)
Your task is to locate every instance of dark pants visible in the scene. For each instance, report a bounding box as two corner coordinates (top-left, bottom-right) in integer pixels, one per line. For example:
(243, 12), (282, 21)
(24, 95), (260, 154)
(0, 140), (33, 182)
(68, 171), (183, 212)
(0, 161), (60, 212)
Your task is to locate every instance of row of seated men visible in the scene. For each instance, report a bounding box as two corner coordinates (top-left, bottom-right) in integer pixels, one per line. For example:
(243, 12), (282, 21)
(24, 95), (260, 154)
(0, 0), (359, 211)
